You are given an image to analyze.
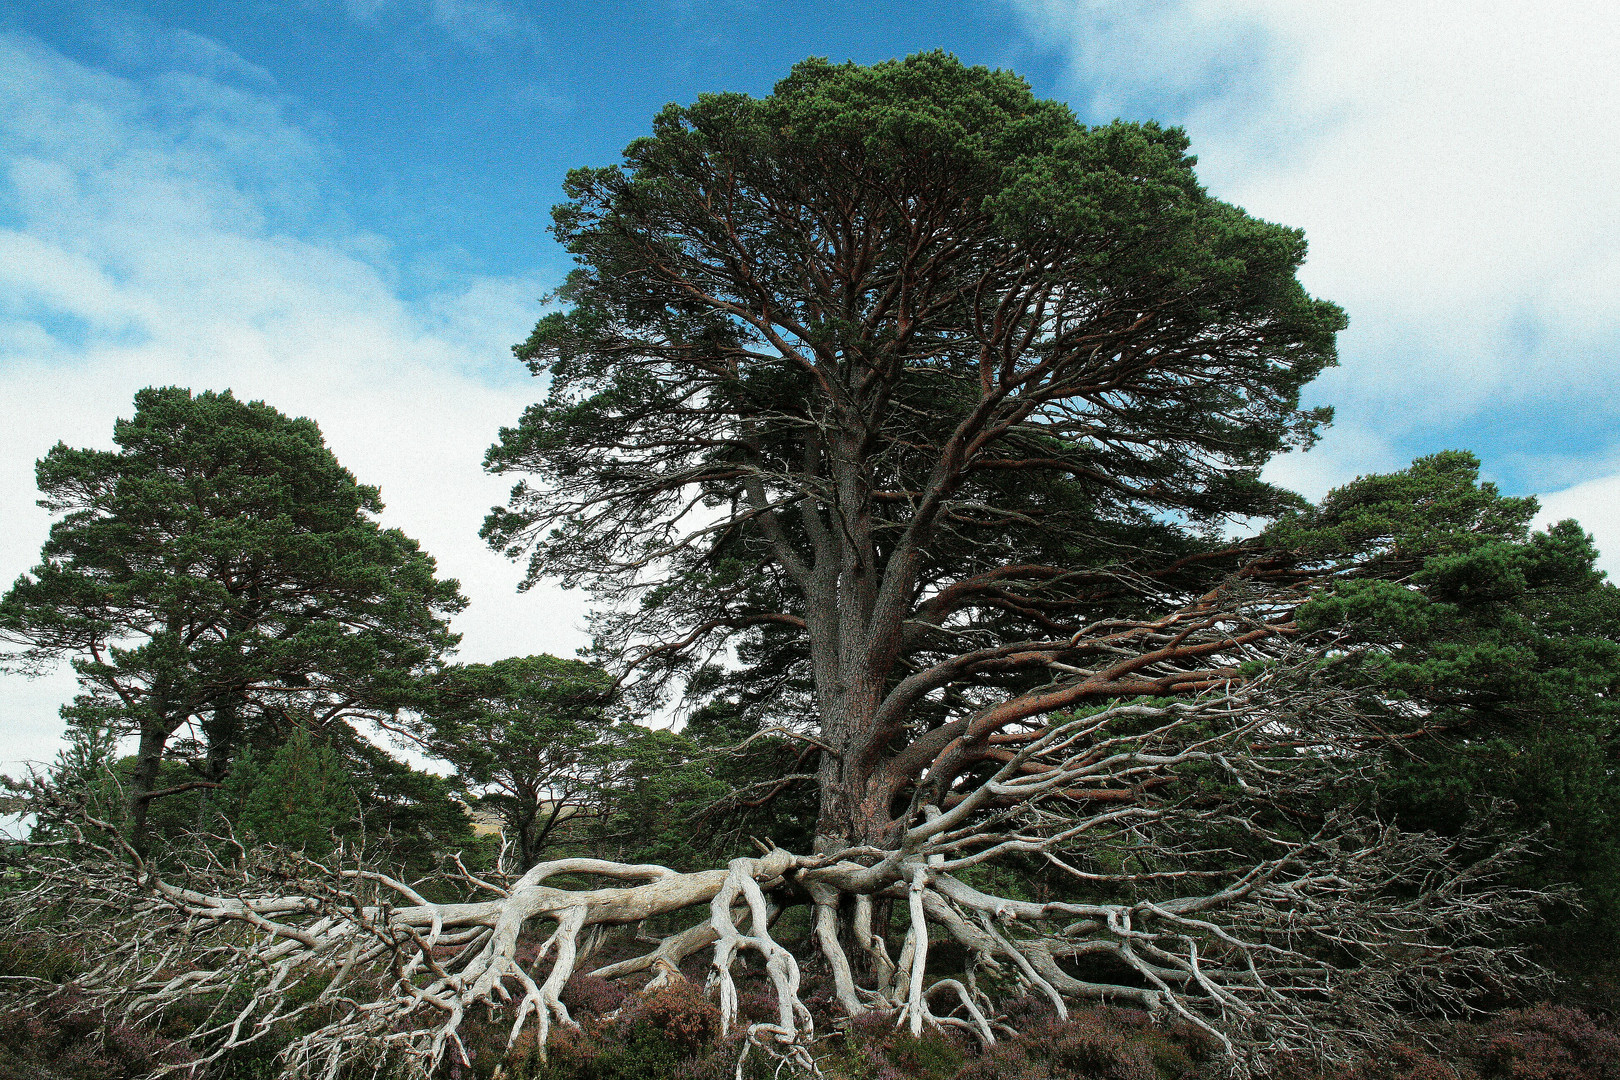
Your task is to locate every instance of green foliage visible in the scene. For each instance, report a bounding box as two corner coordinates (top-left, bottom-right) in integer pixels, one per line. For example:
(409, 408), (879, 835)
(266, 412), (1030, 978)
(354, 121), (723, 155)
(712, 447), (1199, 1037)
(410, 656), (817, 872)
(1272, 1005), (1620, 1080)
(959, 1007), (1207, 1080)
(26, 747), (214, 851)
(1276, 452), (1620, 978)
(481, 50), (1343, 737)
(1272, 450), (1538, 566)
(225, 718), (478, 870)
(412, 655), (621, 868)
(0, 998), (197, 1080)
(587, 705), (818, 870)
(226, 730), (355, 855)
(329, 729), (478, 870)
(498, 982), (744, 1080)
(34, 716), (473, 872)
(0, 386), (465, 849)
(823, 1012), (969, 1080)
(0, 935), (82, 985)
(585, 726), (727, 870)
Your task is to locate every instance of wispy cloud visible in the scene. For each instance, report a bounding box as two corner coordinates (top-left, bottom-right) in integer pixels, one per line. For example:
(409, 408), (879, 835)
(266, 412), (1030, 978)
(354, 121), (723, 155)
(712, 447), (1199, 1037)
(333, 0), (539, 47)
(1539, 475), (1620, 578)
(1009, 0), (1620, 563)
(0, 30), (581, 769)
(1013, 1), (1620, 407)
(1013, 0), (1280, 121)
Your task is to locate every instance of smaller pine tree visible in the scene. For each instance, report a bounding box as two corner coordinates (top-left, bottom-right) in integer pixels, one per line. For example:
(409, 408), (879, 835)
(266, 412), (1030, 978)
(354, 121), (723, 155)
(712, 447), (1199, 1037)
(47, 716), (124, 822)
(229, 730), (356, 854)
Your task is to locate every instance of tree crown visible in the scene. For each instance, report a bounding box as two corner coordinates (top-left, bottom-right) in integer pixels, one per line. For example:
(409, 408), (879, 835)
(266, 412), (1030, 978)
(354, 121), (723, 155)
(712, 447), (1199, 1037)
(1, 385), (466, 746)
(483, 52), (1344, 752)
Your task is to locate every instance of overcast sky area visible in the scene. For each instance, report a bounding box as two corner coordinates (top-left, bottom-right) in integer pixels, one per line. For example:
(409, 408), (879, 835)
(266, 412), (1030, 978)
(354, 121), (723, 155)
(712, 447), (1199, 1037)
(3, 0), (1618, 772)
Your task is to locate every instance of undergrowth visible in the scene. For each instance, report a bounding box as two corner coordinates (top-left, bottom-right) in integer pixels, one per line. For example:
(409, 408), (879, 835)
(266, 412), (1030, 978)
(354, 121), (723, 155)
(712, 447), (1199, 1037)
(4, 928), (1619, 1080)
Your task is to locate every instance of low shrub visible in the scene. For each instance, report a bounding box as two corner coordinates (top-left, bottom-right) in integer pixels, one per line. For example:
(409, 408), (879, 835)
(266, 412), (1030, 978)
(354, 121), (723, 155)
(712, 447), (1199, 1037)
(0, 933), (83, 984)
(1473, 1006), (1620, 1080)
(0, 991), (197, 1080)
(958, 1005), (1208, 1080)
(560, 973), (629, 1017)
(501, 979), (728, 1080)
(1317, 1044), (1469, 1080)
(619, 981), (721, 1052)
(1261, 1005), (1620, 1080)
(822, 1010), (968, 1080)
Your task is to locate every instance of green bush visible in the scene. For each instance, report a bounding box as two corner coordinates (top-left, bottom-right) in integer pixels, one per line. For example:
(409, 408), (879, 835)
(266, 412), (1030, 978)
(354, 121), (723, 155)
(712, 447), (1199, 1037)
(227, 730), (357, 855)
(820, 1010), (967, 1080)
(0, 934), (82, 984)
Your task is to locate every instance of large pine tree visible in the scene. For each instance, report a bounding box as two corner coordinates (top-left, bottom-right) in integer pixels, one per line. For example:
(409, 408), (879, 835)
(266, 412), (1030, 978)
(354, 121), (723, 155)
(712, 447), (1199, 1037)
(483, 51), (1344, 853)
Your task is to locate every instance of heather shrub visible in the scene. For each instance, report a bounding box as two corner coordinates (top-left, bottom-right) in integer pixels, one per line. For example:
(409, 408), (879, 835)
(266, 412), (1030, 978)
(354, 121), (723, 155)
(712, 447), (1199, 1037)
(561, 973), (629, 1017)
(998, 991), (1059, 1029)
(670, 1034), (776, 1080)
(503, 979), (726, 1080)
(505, 1024), (599, 1080)
(0, 933), (82, 984)
(1239, 1005), (1620, 1080)
(884, 1031), (968, 1079)
(1326, 1044), (1471, 1080)
(619, 981), (722, 1052)
(1473, 1006), (1620, 1080)
(0, 991), (196, 1080)
(824, 1010), (968, 1080)
(959, 1006), (1206, 1080)
(735, 985), (781, 1025)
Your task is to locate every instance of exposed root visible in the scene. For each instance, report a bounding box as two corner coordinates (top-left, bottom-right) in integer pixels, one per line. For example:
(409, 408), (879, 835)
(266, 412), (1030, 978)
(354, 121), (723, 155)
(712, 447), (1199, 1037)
(894, 866), (932, 1036)
(809, 883), (863, 1017)
(709, 854), (811, 1046)
(852, 893), (897, 1000)
(1, 668), (1562, 1077)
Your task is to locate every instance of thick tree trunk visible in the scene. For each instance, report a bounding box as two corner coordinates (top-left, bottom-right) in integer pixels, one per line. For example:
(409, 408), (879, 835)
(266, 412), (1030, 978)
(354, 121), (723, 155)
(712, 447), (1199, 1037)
(813, 757), (889, 851)
(201, 700), (238, 783)
(515, 802), (541, 871)
(811, 682), (908, 975)
(127, 723), (168, 855)
(810, 668), (901, 846)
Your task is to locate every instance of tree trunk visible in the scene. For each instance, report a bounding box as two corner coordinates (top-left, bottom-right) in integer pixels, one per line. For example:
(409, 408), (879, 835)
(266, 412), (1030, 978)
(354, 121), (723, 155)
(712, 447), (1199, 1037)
(127, 723), (168, 855)
(201, 699), (239, 784)
(810, 669), (899, 845)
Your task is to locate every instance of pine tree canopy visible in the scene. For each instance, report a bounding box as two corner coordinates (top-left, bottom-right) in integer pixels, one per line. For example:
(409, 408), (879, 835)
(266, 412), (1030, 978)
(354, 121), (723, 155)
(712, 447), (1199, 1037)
(0, 386), (466, 849)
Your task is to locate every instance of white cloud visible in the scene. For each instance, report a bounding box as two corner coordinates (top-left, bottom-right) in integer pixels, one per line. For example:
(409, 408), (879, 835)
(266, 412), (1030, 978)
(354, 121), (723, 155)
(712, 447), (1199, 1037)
(1012, 0), (1620, 487)
(162, 30), (279, 89)
(0, 31), (584, 772)
(1258, 423), (1405, 504)
(1012, 0), (1279, 120)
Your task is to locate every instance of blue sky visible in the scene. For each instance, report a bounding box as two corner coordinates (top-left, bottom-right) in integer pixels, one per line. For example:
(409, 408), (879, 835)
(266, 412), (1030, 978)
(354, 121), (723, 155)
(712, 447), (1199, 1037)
(4, 0), (1620, 768)
(3, 1), (1074, 295)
